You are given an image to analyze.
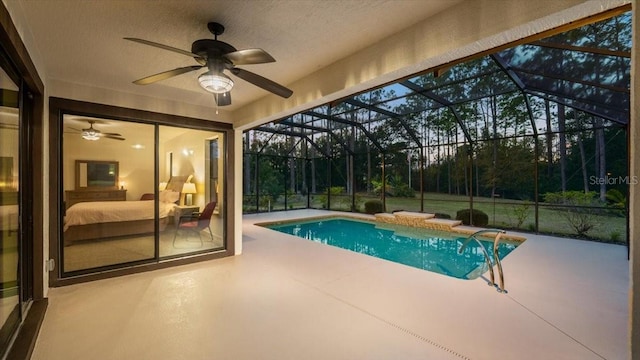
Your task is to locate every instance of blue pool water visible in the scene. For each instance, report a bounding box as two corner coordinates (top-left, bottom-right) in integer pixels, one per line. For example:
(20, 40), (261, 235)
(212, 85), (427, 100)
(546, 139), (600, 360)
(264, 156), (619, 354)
(265, 217), (519, 280)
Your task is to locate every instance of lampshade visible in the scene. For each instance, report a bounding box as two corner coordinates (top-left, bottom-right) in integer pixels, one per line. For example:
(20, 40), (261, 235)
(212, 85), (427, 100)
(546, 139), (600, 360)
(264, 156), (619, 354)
(198, 71), (233, 94)
(158, 182), (168, 191)
(82, 130), (100, 141)
(182, 182), (197, 206)
(182, 183), (197, 194)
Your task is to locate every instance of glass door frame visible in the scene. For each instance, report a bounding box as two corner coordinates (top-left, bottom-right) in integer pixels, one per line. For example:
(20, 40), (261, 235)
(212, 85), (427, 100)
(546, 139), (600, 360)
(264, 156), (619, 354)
(0, 1), (45, 358)
(49, 97), (234, 287)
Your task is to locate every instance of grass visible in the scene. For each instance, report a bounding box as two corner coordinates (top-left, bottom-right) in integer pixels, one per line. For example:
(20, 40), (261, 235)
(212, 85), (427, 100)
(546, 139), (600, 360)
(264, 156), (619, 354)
(244, 192), (628, 244)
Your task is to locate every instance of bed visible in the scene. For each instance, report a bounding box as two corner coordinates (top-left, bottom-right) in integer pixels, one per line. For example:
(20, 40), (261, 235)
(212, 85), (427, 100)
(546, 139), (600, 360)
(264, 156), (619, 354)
(63, 176), (188, 246)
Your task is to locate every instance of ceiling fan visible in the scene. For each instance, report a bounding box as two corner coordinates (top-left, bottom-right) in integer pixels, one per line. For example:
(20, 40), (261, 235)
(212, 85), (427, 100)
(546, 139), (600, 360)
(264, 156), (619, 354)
(125, 22), (293, 106)
(68, 120), (125, 141)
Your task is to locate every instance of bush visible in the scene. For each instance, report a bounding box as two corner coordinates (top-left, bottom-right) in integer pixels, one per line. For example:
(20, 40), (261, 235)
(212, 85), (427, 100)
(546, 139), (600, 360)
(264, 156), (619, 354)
(434, 212), (451, 219)
(364, 200), (384, 214)
(610, 231), (621, 242)
(259, 195), (275, 210)
(392, 184), (416, 198)
(543, 190), (597, 206)
(370, 177), (391, 196)
(510, 201), (532, 228)
(456, 209), (489, 227)
(388, 174), (415, 198)
(565, 209), (597, 236)
(543, 191), (599, 236)
(606, 189), (626, 216)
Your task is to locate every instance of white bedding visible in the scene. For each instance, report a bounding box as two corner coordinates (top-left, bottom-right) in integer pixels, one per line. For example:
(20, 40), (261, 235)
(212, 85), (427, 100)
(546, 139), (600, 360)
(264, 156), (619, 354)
(64, 200), (177, 231)
(0, 204), (18, 231)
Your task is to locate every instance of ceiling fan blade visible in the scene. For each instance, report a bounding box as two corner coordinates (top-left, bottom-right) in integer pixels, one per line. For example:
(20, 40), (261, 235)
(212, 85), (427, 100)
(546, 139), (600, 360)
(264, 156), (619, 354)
(102, 132), (122, 137)
(230, 68), (293, 98)
(133, 65), (203, 85)
(68, 127), (82, 132)
(103, 135), (126, 141)
(214, 92), (232, 106)
(224, 49), (275, 65)
(124, 38), (204, 61)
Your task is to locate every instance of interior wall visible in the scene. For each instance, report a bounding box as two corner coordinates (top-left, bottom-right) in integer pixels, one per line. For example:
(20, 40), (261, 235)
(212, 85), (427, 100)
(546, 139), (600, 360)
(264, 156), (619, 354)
(160, 129), (224, 209)
(63, 134), (154, 201)
(163, 132), (201, 205)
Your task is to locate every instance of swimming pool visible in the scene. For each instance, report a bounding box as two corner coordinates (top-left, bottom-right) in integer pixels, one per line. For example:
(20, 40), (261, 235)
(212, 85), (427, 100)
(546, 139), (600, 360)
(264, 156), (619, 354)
(265, 217), (520, 280)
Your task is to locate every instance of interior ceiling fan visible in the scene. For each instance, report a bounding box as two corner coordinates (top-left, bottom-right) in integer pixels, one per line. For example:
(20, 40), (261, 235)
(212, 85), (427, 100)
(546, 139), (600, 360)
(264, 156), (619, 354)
(68, 120), (125, 141)
(125, 22), (293, 106)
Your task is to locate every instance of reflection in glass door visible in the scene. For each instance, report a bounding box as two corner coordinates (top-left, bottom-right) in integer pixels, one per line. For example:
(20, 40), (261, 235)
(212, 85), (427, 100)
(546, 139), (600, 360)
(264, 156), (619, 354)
(0, 64), (20, 353)
(60, 118), (226, 275)
(62, 117), (155, 273)
(159, 126), (225, 257)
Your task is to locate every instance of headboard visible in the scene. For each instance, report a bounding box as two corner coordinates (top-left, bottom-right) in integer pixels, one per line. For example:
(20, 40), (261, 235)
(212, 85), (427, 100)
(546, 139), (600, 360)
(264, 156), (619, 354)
(166, 175), (189, 194)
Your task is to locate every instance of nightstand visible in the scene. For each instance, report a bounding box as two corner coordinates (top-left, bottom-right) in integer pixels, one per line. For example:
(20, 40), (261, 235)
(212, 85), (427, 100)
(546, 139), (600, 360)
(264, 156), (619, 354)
(174, 205), (200, 224)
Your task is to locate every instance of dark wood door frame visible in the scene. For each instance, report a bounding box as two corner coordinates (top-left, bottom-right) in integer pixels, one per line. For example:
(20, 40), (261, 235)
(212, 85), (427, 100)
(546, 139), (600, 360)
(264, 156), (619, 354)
(0, 2), (46, 360)
(48, 97), (234, 287)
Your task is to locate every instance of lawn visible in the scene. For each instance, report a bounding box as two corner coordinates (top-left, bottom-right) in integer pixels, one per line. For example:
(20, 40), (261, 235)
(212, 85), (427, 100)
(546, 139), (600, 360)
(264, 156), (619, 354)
(246, 192), (627, 244)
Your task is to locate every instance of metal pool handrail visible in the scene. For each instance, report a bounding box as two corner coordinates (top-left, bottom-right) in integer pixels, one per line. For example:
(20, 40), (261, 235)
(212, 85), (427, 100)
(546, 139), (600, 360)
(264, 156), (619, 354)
(458, 229), (508, 293)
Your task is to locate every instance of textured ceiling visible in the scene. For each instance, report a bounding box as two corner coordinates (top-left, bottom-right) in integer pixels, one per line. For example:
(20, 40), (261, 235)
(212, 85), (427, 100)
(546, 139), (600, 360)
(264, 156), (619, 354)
(14, 0), (462, 112)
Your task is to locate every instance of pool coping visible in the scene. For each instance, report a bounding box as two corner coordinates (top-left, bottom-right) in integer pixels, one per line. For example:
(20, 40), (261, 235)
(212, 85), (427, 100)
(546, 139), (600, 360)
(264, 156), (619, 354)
(259, 213), (521, 281)
(255, 211), (527, 243)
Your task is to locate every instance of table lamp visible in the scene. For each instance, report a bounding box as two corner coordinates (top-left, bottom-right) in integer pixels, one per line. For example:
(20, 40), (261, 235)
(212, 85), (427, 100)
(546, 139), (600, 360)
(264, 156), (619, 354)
(182, 183), (197, 206)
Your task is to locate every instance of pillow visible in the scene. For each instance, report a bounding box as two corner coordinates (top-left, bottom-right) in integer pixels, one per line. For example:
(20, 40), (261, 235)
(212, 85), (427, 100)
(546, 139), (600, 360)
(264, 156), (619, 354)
(159, 190), (180, 203)
(166, 190), (180, 203)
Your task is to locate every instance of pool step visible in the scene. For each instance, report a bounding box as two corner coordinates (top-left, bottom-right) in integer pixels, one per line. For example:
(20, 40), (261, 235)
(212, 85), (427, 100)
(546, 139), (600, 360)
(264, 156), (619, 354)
(373, 211), (526, 242)
(423, 218), (462, 231)
(392, 211), (435, 227)
(374, 213), (396, 224)
(376, 211), (461, 230)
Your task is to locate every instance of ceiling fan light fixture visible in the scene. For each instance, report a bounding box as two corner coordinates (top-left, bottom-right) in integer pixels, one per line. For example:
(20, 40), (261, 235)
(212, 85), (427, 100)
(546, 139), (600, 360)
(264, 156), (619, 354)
(198, 71), (233, 94)
(82, 130), (100, 141)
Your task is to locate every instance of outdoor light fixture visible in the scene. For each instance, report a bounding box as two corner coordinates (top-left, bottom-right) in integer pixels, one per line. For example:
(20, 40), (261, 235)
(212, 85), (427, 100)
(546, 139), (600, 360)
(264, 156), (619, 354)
(198, 71), (233, 94)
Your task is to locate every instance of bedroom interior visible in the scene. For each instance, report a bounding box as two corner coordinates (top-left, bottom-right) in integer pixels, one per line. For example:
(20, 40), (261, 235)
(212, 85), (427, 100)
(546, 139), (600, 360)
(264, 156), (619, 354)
(61, 115), (226, 274)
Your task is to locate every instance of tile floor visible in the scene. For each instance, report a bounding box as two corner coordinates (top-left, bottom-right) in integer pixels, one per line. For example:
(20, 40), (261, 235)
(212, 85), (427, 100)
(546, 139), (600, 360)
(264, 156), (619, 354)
(32, 210), (629, 360)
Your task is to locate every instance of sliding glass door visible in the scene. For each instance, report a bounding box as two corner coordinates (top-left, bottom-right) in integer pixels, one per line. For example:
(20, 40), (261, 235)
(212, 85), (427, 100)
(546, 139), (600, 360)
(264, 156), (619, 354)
(62, 117), (156, 273)
(60, 117), (225, 275)
(158, 125), (225, 257)
(0, 56), (21, 354)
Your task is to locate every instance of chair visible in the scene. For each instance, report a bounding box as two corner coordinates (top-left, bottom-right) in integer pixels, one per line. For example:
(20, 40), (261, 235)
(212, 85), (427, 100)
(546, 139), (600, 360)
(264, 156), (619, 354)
(172, 201), (217, 247)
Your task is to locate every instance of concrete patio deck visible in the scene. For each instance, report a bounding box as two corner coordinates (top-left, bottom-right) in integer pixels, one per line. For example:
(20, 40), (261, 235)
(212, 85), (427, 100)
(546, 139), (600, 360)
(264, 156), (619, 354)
(32, 209), (629, 360)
